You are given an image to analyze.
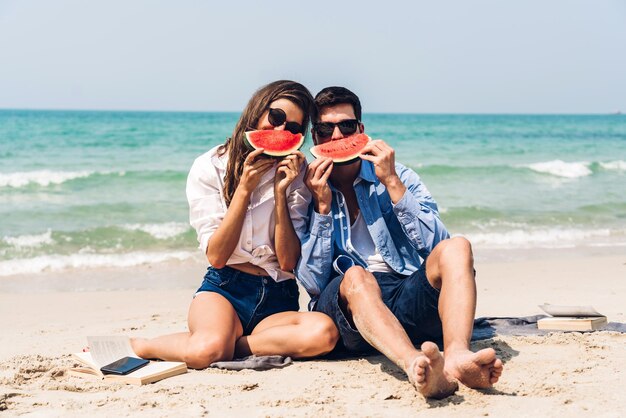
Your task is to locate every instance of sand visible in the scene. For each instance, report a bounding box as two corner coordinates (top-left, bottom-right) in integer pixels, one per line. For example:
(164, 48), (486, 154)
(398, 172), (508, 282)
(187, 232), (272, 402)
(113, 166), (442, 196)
(1, 252), (625, 417)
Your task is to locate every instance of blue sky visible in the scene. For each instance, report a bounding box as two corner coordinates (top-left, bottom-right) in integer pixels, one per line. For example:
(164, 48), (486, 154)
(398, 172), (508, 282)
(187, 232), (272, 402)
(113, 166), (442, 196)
(1, 0), (625, 113)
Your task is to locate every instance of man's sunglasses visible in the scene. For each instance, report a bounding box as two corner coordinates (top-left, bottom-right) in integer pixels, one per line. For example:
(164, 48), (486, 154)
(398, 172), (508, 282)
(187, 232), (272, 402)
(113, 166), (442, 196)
(313, 119), (360, 139)
(267, 108), (303, 135)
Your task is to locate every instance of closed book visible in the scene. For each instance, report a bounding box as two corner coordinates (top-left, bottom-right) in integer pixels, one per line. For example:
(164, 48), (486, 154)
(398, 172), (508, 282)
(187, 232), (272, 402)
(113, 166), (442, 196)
(537, 316), (607, 331)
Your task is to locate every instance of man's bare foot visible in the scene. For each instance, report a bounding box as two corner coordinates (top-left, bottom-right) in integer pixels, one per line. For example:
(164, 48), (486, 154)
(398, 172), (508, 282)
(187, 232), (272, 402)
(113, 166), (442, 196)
(407, 342), (459, 399)
(444, 348), (503, 389)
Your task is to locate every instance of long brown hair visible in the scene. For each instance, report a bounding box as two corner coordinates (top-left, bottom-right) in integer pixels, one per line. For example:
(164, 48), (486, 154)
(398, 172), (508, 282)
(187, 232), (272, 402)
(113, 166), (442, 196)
(219, 80), (313, 206)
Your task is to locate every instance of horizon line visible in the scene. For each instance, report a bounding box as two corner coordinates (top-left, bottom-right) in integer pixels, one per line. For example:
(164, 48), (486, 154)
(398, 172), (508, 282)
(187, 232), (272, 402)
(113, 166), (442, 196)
(0, 107), (623, 116)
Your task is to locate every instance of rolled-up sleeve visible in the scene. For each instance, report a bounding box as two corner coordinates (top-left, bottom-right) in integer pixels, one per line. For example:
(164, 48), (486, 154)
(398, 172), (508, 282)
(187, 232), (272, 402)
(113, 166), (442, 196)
(295, 209), (334, 299)
(186, 156), (225, 254)
(392, 164), (449, 256)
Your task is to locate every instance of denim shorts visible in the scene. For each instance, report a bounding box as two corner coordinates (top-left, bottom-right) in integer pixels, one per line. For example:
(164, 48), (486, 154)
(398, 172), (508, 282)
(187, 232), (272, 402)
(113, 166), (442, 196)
(314, 264), (442, 353)
(195, 266), (300, 335)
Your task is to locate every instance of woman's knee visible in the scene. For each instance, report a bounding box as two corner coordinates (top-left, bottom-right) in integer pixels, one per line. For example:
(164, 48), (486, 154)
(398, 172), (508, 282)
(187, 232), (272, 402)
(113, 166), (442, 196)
(295, 314), (339, 356)
(184, 335), (231, 369)
(311, 315), (340, 352)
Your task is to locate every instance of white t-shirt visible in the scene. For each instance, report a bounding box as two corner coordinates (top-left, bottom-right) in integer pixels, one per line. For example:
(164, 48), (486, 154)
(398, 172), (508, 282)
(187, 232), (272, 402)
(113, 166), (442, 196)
(350, 211), (393, 273)
(186, 145), (311, 281)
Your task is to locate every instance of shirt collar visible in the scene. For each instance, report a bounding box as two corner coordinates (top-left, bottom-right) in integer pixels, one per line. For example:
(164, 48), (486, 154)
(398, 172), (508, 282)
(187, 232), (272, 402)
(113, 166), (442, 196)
(210, 147), (228, 170)
(359, 160), (377, 183)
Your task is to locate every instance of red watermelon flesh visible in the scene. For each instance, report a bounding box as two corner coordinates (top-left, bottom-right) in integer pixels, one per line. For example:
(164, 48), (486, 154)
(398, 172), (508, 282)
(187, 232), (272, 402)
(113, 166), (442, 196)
(244, 130), (304, 157)
(310, 133), (370, 164)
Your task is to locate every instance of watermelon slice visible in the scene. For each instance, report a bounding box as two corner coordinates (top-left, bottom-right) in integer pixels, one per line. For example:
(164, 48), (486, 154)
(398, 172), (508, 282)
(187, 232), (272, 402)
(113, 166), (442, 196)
(244, 130), (304, 157)
(310, 133), (370, 165)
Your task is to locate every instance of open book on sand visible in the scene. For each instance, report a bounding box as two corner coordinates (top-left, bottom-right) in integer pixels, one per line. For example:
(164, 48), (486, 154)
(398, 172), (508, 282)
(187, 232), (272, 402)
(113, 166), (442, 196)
(537, 304), (607, 331)
(69, 336), (187, 386)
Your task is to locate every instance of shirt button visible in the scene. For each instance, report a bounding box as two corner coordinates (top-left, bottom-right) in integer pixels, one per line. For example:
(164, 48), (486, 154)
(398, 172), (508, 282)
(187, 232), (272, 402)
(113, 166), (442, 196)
(263, 278), (268, 284)
(398, 212), (403, 216)
(247, 240), (251, 244)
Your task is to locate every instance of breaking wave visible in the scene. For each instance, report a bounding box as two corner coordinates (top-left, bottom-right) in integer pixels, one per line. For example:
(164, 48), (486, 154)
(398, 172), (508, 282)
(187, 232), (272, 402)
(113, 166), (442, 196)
(121, 222), (191, 240)
(522, 160), (591, 179)
(0, 170), (125, 188)
(464, 227), (620, 249)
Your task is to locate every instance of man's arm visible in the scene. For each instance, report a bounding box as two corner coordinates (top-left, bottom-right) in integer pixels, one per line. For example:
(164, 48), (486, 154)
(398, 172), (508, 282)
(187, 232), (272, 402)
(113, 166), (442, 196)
(295, 157), (335, 300)
(295, 208), (334, 299)
(360, 140), (449, 256)
(392, 164), (449, 255)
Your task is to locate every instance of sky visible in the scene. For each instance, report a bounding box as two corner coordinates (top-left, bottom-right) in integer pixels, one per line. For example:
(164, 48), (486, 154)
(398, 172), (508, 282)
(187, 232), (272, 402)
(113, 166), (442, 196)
(0, 0), (625, 114)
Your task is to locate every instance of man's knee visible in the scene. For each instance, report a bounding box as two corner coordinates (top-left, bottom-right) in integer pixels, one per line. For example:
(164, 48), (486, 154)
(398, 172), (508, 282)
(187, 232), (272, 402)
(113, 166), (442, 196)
(339, 266), (380, 301)
(427, 237), (475, 289)
(438, 236), (474, 265)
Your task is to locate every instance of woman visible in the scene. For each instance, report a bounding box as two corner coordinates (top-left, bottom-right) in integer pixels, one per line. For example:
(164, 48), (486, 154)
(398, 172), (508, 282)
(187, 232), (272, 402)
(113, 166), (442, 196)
(132, 81), (339, 368)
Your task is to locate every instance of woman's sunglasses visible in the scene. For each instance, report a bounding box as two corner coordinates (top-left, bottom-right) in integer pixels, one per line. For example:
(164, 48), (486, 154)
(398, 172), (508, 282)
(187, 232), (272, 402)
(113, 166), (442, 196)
(267, 108), (303, 135)
(313, 119), (359, 139)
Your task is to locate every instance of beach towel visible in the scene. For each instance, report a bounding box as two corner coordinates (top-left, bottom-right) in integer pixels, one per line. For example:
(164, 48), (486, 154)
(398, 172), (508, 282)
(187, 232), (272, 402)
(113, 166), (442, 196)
(210, 355), (292, 371)
(471, 315), (626, 341)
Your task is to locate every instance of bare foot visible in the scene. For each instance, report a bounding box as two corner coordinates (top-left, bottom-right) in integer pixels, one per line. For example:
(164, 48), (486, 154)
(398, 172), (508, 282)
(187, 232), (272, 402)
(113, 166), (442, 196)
(407, 342), (459, 399)
(444, 348), (503, 389)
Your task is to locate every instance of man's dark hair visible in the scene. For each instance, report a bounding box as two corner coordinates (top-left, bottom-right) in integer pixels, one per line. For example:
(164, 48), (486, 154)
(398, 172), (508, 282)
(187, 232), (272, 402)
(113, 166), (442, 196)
(313, 86), (362, 122)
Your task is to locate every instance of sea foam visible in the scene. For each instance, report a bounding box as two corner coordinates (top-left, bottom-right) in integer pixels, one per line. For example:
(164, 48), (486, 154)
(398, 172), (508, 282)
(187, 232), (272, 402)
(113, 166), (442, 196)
(2, 230), (54, 248)
(523, 160), (592, 178)
(0, 250), (199, 276)
(0, 170), (124, 188)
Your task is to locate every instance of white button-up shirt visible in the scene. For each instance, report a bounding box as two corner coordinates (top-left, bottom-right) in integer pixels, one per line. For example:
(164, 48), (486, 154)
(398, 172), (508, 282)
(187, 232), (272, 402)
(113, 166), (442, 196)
(186, 145), (311, 281)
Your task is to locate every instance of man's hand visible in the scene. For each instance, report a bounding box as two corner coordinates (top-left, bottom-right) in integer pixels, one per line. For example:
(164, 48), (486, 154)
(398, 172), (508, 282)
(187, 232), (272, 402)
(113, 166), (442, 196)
(274, 151), (305, 195)
(359, 140), (399, 186)
(359, 140), (406, 203)
(304, 157), (333, 214)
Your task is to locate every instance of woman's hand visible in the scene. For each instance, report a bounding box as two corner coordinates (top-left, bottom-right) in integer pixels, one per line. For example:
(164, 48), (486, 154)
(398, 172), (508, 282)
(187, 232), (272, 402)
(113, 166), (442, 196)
(239, 148), (275, 195)
(274, 151), (305, 195)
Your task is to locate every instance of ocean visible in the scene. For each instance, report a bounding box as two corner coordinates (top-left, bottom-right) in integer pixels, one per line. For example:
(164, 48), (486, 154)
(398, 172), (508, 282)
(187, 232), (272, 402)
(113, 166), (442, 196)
(1, 110), (625, 276)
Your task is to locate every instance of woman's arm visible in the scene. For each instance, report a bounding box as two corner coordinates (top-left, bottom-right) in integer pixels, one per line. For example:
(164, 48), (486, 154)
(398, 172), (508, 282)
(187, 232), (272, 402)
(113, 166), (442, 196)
(206, 149), (275, 268)
(274, 191), (300, 271)
(273, 152), (306, 271)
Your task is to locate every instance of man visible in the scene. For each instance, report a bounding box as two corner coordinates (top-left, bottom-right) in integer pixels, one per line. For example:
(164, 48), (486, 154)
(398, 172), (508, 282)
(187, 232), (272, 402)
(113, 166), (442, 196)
(296, 87), (503, 399)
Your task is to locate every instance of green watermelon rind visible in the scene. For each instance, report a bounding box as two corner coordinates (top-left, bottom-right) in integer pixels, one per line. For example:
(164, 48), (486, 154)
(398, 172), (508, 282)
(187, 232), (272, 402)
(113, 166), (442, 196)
(244, 130), (305, 157)
(310, 134), (370, 165)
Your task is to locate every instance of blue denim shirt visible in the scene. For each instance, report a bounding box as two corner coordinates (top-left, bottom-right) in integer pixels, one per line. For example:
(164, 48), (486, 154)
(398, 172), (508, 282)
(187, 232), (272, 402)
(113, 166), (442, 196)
(295, 160), (449, 305)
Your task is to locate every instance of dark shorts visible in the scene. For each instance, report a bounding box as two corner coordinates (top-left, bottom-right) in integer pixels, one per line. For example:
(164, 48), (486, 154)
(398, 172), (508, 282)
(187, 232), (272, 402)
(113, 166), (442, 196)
(314, 264), (442, 353)
(195, 266), (300, 335)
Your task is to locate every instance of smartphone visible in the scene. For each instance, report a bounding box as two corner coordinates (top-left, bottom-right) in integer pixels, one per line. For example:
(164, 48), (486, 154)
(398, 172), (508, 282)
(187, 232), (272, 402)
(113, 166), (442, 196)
(100, 356), (150, 375)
